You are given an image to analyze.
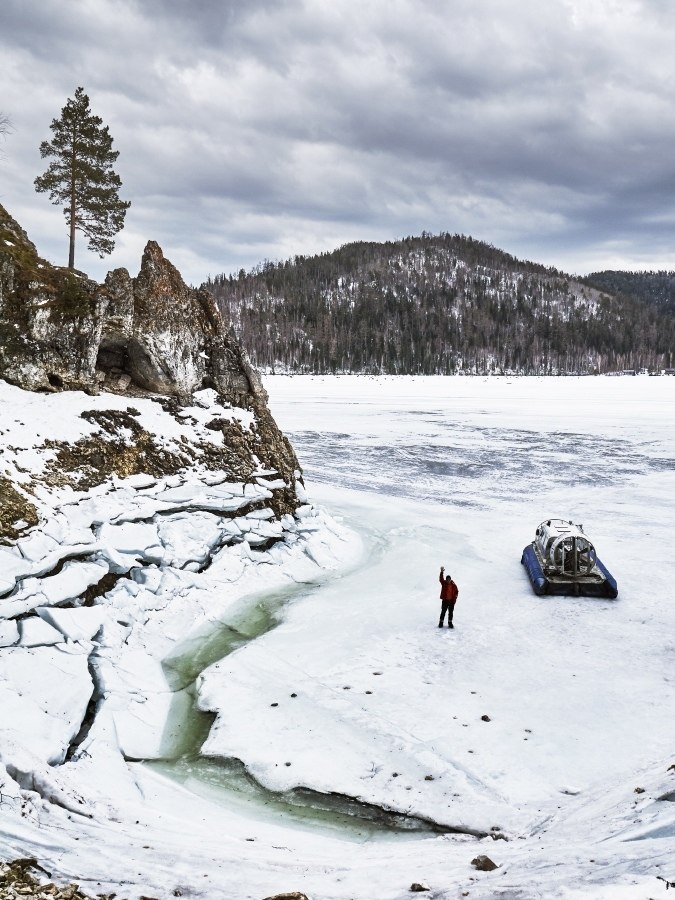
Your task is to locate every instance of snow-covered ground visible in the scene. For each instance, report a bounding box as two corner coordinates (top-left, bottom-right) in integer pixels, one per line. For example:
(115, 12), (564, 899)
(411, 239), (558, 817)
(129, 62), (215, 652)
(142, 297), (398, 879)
(1, 375), (674, 899)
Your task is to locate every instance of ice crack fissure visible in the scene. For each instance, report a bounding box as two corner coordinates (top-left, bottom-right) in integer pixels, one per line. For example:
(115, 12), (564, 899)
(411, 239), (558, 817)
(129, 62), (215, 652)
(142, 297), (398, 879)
(291, 785), (489, 837)
(195, 534), (283, 574)
(107, 496), (269, 525)
(1, 550), (100, 603)
(64, 642), (103, 764)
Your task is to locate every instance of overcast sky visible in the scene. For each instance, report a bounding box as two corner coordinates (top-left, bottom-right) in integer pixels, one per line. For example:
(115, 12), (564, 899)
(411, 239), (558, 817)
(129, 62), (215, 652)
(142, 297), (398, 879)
(2, 0), (675, 285)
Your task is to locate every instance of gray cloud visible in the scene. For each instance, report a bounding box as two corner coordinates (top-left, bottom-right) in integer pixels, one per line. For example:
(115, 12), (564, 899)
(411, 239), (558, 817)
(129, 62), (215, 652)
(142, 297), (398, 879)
(2, 0), (675, 284)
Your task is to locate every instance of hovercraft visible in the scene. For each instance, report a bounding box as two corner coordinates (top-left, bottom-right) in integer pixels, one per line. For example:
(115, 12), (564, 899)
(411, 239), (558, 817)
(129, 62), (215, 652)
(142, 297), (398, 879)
(521, 519), (618, 598)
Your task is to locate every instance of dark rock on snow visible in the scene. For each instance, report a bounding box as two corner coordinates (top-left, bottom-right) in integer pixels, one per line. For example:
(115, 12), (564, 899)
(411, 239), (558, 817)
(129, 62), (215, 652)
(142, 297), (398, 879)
(262, 893), (311, 900)
(471, 854), (499, 871)
(0, 858), (97, 899)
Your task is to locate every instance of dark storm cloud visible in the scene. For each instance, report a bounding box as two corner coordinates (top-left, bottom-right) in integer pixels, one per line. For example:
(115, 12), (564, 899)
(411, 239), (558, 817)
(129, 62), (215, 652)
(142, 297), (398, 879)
(2, 0), (675, 283)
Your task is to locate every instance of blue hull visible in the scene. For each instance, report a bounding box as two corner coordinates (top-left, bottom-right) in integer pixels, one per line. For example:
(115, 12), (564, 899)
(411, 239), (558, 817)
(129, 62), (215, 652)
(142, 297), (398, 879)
(521, 545), (547, 595)
(521, 544), (618, 599)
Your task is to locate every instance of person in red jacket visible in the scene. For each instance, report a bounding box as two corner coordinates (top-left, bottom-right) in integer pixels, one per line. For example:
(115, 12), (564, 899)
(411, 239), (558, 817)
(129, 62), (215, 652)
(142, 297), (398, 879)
(438, 566), (459, 628)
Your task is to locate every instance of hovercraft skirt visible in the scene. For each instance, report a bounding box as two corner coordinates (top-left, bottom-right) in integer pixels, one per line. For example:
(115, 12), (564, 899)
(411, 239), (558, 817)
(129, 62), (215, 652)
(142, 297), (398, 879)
(521, 545), (547, 595)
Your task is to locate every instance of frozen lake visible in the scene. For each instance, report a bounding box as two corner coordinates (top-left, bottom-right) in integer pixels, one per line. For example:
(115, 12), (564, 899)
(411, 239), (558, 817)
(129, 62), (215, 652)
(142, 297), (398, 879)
(226, 374), (675, 893)
(265, 374), (675, 511)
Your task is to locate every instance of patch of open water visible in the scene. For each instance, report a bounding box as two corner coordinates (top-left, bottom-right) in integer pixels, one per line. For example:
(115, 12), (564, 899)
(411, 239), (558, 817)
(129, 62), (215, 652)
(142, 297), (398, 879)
(143, 550), (445, 842)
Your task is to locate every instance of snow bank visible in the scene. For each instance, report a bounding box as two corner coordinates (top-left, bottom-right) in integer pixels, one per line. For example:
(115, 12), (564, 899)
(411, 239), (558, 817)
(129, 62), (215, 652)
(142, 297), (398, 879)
(0, 377), (361, 874)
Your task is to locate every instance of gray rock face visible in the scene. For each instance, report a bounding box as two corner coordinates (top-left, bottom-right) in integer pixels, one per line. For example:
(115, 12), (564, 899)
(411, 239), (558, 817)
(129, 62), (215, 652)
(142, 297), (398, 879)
(100, 241), (265, 404)
(0, 203), (301, 516)
(0, 205), (104, 393)
(0, 204), (264, 407)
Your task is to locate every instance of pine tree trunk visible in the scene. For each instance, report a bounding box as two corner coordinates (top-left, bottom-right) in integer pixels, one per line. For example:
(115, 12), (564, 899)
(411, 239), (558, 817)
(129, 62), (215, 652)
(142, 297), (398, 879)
(68, 204), (76, 269)
(68, 127), (76, 269)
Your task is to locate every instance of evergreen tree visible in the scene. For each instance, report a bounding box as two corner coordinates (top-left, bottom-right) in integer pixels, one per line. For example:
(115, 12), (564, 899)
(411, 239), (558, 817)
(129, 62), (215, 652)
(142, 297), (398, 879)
(34, 87), (130, 269)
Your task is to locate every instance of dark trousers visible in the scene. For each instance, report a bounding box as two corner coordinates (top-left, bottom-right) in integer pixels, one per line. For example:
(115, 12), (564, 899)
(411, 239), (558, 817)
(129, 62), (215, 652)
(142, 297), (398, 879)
(439, 599), (455, 625)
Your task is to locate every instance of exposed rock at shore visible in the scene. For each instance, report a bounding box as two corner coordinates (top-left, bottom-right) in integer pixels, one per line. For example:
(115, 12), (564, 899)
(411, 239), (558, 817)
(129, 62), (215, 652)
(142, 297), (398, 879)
(0, 205), (102, 394)
(0, 203), (265, 406)
(0, 477), (39, 542)
(262, 893), (312, 900)
(0, 859), (99, 899)
(0, 203), (302, 533)
(470, 854), (498, 872)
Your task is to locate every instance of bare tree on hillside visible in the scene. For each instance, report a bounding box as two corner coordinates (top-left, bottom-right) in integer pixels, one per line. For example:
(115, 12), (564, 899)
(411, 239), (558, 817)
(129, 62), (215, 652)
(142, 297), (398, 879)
(0, 113), (12, 156)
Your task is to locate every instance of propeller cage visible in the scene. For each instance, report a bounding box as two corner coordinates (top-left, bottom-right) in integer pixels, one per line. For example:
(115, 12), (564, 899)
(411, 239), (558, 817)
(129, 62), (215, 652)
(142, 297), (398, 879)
(535, 519), (597, 578)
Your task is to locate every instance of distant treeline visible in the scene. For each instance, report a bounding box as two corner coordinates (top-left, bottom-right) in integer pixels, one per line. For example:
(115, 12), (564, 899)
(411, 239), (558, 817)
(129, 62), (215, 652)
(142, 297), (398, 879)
(204, 233), (675, 375)
(584, 270), (675, 315)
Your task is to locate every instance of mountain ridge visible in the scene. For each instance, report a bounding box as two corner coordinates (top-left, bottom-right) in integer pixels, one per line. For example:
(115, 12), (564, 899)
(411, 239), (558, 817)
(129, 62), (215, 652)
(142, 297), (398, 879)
(205, 233), (675, 374)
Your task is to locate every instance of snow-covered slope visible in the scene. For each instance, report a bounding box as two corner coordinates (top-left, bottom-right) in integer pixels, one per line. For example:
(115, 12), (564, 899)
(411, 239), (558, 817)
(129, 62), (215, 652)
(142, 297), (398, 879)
(0, 379), (360, 894)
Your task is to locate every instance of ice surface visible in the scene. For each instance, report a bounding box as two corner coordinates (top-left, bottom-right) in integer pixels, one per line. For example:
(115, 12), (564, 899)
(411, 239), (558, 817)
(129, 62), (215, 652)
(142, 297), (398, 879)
(36, 606), (109, 642)
(0, 645), (92, 764)
(0, 375), (673, 899)
(0, 620), (18, 647)
(15, 529), (60, 562)
(110, 686), (195, 760)
(18, 616), (64, 646)
(98, 521), (160, 554)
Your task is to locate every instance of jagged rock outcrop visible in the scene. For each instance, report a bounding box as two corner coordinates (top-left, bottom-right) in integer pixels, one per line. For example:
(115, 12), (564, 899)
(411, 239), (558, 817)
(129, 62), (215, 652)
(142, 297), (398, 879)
(0, 205), (103, 392)
(0, 203), (301, 517)
(100, 241), (265, 405)
(0, 203), (264, 406)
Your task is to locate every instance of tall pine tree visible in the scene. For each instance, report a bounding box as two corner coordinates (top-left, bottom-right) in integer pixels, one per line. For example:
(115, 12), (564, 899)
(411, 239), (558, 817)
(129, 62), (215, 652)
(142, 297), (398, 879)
(34, 87), (130, 269)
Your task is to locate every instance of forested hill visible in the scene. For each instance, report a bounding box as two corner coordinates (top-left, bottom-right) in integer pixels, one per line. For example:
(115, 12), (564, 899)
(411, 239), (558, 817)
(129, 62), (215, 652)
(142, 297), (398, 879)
(204, 233), (675, 375)
(584, 270), (675, 316)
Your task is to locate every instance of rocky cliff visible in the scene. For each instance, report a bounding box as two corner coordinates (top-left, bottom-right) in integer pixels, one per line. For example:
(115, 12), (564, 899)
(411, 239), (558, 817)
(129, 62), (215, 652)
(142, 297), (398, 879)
(0, 202), (301, 532)
(0, 206), (103, 393)
(100, 241), (266, 405)
(0, 203), (266, 403)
